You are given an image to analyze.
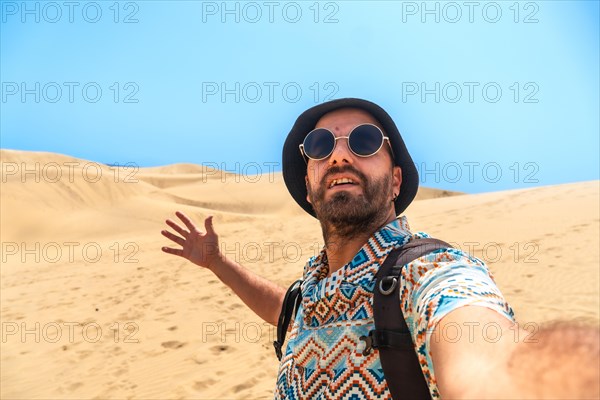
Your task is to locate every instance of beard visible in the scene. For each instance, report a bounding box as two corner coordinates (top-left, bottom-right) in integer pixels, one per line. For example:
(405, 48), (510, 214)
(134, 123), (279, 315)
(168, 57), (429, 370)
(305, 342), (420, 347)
(307, 165), (394, 242)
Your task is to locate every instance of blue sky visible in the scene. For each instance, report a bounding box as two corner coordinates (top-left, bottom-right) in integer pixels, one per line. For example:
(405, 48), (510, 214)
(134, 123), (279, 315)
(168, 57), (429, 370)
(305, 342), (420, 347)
(1, 0), (599, 193)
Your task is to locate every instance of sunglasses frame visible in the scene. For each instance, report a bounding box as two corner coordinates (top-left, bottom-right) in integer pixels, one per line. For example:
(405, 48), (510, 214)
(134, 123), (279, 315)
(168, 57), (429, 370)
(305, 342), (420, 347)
(299, 123), (393, 162)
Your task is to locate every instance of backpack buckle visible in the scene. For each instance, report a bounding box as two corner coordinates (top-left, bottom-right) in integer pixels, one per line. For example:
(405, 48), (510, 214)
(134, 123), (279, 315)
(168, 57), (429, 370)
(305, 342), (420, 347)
(379, 276), (398, 295)
(273, 340), (283, 361)
(359, 332), (374, 356)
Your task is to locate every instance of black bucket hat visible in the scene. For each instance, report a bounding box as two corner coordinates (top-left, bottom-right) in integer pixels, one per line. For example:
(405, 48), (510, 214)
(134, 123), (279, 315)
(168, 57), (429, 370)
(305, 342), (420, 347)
(282, 98), (419, 218)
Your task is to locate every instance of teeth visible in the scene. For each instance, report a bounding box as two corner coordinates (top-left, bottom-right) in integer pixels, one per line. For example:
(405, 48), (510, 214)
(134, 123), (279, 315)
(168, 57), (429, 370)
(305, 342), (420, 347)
(329, 178), (355, 188)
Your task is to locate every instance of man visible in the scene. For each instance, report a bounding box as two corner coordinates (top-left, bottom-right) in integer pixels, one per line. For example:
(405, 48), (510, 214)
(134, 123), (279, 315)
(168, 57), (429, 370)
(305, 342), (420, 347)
(161, 98), (599, 399)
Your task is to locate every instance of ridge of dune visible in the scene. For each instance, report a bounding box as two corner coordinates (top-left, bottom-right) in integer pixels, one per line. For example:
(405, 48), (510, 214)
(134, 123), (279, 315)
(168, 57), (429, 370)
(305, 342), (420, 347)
(1, 148), (97, 165)
(0, 150), (463, 220)
(1, 149), (463, 197)
(414, 186), (463, 200)
(140, 163), (216, 175)
(1, 150), (159, 241)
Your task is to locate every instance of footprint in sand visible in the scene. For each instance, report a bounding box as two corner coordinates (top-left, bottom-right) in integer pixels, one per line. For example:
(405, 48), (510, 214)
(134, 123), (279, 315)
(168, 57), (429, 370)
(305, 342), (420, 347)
(160, 311), (176, 317)
(233, 378), (258, 393)
(190, 354), (207, 365)
(69, 382), (83, 390)
(77, 350), (93, 359)
(112, 367), (128, 377)
(210, 345), (231, 355)
(193, 379), (217, 390)
(161, 340), (186, 349)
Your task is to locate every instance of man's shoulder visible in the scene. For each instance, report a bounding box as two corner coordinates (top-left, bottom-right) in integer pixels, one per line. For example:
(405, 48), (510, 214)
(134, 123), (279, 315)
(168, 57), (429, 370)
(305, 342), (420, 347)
(403, 234), (487, 268)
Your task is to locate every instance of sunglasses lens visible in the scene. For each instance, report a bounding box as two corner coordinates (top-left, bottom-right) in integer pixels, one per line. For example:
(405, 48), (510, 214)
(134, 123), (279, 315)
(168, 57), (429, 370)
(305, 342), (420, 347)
(349, 125), (384, 156)
(303, 129), (335, 159)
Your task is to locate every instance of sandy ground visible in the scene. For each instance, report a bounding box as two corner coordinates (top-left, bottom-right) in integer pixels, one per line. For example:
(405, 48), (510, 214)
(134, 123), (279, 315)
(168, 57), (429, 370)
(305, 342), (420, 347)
(1, 149), (598, 399)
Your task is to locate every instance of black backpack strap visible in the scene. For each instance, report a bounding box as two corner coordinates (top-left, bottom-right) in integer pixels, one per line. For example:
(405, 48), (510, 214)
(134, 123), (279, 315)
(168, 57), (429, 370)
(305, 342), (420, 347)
(363, 237), (452, 400)
(273, 279), (303, 361)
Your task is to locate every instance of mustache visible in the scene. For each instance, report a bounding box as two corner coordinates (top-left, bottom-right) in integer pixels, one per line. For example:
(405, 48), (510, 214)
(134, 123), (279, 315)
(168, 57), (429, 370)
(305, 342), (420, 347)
(320, 165), (367, 187)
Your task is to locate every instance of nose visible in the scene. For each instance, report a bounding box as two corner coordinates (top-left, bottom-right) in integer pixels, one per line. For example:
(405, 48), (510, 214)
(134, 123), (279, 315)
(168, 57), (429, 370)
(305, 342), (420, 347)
(328, 137), (353, 166)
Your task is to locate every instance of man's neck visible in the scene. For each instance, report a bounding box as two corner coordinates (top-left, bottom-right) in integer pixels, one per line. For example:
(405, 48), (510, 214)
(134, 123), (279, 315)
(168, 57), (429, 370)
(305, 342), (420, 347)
(323, 214), (397, 274)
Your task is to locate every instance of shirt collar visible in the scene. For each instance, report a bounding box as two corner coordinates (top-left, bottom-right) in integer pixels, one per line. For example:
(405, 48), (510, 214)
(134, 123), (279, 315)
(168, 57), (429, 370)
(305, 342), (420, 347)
(307, 215), (414, 283)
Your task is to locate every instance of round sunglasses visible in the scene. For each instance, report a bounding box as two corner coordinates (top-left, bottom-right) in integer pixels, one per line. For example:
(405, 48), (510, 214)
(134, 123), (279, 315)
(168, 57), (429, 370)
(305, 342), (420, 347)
(299, 123), (393, 161)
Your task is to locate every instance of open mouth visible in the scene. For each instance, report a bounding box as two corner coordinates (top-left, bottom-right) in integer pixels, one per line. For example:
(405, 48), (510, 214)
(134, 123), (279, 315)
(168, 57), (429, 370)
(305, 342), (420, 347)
(328, 177), (359, 189)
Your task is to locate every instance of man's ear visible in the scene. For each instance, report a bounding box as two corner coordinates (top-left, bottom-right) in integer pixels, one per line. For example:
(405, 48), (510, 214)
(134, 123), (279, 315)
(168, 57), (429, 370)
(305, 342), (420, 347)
(392, 166), (402, 195)
(305, 175), (312, 205)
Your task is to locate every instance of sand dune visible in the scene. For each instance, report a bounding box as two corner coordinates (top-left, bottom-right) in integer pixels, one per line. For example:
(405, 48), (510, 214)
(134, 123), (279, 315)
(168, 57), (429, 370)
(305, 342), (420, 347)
(1, 150), (598, 399)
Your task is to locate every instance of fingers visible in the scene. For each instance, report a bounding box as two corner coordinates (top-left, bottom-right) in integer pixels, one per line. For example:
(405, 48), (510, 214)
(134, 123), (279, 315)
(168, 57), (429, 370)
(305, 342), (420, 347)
(176, 211), (197, 232)
(204, 215), (215, 235)
(171, 212), (216, 236)
(161, 246), (183, 257)
(166, 219), (188, 238)
(161, 229), (185, 247)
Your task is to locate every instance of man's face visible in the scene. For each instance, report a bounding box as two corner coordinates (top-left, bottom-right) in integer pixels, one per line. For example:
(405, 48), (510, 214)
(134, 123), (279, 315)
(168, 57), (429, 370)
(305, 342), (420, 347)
(305, 108), (402, 239)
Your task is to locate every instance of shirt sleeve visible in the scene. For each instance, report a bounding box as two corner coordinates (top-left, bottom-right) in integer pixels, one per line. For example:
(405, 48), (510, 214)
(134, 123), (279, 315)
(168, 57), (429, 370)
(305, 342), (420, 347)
(399, 247), (516, 394)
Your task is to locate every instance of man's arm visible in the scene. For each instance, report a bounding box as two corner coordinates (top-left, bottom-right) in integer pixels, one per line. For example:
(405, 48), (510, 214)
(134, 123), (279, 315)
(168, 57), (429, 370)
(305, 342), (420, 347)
(430, 306), (600, 399)
(161, 211), (286, 326)
(430, 306), (517, 399)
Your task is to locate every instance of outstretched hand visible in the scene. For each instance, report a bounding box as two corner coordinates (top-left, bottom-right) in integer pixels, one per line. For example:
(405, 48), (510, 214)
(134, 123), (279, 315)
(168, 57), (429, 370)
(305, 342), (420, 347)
(161, 211), (221, 270)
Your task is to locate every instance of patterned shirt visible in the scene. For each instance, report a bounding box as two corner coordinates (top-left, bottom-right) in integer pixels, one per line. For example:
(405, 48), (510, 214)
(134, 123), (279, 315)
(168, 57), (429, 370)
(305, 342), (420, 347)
(273, 216), (515, 399)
